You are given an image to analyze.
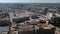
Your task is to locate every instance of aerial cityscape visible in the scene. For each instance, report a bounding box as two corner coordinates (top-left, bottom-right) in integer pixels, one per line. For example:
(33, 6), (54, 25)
(0, 3), (60, 34)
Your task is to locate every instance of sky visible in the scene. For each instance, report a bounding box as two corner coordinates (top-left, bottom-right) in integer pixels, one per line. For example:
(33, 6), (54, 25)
(0, 0), (60, 3)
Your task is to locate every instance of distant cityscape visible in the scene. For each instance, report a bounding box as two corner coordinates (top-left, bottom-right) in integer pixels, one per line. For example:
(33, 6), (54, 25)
(0, 3), (60, 34)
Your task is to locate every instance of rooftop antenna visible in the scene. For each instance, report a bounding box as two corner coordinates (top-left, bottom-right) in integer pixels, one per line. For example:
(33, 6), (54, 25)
(8, 8), (14, 25)
(9, 11), (14, 25)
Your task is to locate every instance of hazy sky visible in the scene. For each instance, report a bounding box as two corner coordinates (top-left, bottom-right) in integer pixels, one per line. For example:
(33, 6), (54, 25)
(0, 0), (60, 3)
